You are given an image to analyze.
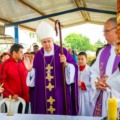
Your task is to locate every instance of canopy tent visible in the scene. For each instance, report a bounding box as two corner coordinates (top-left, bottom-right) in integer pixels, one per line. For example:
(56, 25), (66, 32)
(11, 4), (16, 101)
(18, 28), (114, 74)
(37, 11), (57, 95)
(0, 25), (14, 44)
(0, 0), (116, 31)
(0, 0), (117, 44)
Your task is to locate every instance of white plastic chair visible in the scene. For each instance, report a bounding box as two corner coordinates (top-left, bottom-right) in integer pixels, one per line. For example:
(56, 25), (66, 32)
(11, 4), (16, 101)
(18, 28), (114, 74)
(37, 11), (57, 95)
(0, 94), (3, 100)
(0, 97), (26, 114)
(28, 102), (31, 113)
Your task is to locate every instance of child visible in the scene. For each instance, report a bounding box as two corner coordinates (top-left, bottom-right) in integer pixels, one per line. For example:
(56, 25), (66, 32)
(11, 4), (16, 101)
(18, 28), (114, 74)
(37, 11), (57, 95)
(78, 52), (91, 116)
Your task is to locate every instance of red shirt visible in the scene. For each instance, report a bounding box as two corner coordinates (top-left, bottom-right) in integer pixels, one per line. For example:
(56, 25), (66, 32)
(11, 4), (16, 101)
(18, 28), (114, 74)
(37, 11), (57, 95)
(1, 57), (29, 102)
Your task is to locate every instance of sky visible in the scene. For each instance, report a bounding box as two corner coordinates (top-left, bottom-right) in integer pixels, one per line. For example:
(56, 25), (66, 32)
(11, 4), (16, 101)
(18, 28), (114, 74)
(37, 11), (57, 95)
(62, 23), (106, 44)
(5, 23), (106, 47)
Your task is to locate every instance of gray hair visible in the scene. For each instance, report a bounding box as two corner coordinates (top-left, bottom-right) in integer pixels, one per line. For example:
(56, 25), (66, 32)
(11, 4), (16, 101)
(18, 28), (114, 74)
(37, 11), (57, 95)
(106, 17), (117, 27)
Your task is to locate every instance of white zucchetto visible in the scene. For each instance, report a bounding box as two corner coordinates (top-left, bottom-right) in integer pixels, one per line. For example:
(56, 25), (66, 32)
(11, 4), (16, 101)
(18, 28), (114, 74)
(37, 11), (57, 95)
(36, 21), (55, 40)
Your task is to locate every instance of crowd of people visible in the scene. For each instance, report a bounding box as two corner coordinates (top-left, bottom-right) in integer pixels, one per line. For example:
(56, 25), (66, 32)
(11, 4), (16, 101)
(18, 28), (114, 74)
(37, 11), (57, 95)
(0, 17), (119, 117)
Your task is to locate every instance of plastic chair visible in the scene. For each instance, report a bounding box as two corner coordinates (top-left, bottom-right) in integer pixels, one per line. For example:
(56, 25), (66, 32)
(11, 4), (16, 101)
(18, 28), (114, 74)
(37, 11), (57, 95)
(0, 97), (26, 114)
(28, 102), (31, 113)
(0, 94), (3, 100)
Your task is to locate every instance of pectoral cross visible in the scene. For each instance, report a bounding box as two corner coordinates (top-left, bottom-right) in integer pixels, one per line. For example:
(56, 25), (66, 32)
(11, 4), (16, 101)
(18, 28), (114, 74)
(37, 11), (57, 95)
(6, 95), (14, 116)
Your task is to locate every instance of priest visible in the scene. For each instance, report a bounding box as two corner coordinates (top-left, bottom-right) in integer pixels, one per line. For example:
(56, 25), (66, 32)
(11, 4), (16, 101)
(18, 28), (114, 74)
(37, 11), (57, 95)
(90, 17), (120, 117)
(25, 21), (78, 115)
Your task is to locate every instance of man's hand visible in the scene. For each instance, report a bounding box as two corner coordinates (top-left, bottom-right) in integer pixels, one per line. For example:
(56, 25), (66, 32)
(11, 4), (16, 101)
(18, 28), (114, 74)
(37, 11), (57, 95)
(0, 88), (4, 93)
(24, 57), (33, 72)
(0, 83), (4, 93)
(59, 54), (68, 67)
(12, 94), (19, 101)
(95, 75), (109, 91)
(78, 80), (81, 87)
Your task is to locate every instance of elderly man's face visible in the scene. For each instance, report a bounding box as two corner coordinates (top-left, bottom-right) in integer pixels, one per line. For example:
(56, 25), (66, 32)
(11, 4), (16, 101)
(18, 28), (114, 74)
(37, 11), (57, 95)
(103, 21), (117, 45)
(41, 37), (54, 52)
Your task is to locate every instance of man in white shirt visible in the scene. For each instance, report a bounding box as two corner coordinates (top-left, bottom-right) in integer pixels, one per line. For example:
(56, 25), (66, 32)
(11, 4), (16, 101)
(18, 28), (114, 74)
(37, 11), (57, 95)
(90, 17), (120, 117)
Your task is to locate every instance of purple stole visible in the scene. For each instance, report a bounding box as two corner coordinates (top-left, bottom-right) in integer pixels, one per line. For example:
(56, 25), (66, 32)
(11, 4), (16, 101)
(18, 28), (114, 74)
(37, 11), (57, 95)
(30, 44), (78, 115)
(93, 44), (120, 116)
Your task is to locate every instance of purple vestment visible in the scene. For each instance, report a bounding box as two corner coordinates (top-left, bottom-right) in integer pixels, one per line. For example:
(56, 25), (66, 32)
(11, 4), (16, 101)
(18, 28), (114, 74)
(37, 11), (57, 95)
(30, 44), (78, 115)
(93, 44), (120, 116)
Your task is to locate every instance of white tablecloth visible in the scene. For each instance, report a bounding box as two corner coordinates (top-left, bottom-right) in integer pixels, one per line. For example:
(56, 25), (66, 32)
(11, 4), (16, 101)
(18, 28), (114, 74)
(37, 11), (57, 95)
(0, 113), (103, 120)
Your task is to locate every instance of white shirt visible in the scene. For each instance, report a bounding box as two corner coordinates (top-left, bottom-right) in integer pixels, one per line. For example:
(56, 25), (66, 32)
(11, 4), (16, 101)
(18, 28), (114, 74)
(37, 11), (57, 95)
(90, 45), (117, 117)
(90, 45), (116, 90)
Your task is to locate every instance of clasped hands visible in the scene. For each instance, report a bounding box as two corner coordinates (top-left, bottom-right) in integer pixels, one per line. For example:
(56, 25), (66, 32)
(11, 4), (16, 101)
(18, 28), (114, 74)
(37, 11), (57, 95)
(95, 75), (109, 91)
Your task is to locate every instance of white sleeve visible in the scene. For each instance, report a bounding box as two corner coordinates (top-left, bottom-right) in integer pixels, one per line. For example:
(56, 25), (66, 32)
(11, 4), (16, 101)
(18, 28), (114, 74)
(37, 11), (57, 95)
(26, 68), (35, 87)
(65, 63), (75, 85)
(90, 50), (103, 90)
(106, 69), (120, 93)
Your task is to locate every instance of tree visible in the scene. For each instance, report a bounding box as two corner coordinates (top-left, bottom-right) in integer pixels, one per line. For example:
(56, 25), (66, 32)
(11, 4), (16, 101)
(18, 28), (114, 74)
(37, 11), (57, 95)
(64, 33), (91, 52)
(54, 40), (71, 48)
(55, 33), (105, 53)
(95, 39), (106, 48)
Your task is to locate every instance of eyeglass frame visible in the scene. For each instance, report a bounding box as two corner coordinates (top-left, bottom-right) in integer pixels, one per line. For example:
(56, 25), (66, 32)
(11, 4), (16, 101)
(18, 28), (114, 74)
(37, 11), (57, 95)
(103, 27), (117, 33)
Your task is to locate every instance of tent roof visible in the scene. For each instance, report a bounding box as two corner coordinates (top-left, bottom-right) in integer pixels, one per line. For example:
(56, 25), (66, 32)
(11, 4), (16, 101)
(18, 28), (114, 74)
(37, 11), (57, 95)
(0, 0), (117, 32)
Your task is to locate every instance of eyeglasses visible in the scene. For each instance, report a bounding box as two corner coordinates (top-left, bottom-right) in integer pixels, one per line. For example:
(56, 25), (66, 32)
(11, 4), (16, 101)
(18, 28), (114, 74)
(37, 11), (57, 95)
(103, 27), (117, 33)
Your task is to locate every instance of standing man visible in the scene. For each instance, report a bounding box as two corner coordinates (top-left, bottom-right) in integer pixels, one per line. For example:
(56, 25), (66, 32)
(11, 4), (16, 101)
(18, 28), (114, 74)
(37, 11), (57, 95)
(90, 17), (120, 117)
(26, 21), (78, 115)
(1, 44), (29, 113)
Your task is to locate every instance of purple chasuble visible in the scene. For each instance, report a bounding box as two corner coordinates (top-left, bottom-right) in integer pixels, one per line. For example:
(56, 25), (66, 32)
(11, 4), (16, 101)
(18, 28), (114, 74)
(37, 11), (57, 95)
(30, 44), (78, 115)
(93, 44), (120, 116)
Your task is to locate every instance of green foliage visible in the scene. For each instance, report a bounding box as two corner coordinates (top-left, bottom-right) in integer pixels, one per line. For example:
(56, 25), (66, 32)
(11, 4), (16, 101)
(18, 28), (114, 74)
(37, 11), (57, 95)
(64, 33), (91, 52)
(95, 39), (106, 48)
(55, 33), (106, 53)
(55, 40), (71, 48)
(29, 32), (35, 38)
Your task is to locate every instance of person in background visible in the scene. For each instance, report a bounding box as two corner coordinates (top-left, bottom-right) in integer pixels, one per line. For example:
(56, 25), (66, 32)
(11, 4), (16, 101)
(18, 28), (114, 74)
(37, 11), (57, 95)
(29, 52), (35, 63)
(25, 21), (78, 115)
(0, 52), (10, 63)
(90, 17), (120, 117)
(1, 44), (29, 113)
(26, 51), (35, 113)
(0, 52), (10, 82)
(77, 52), (91, 116)
(68, 49), (78, 64)
(33, 44), (39, 53)
(24, 52), (30, 60)
(26, 48), (31, 53)
(72, 50), (78, 64)
(68, 48), (72, 55)
(90, 47), (103, 66)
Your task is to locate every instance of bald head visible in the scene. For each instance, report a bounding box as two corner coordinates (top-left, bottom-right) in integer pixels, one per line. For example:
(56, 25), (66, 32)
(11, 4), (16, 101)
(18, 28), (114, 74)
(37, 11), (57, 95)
(104, 17), (117, 45)
(106, 17), (117, 27)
